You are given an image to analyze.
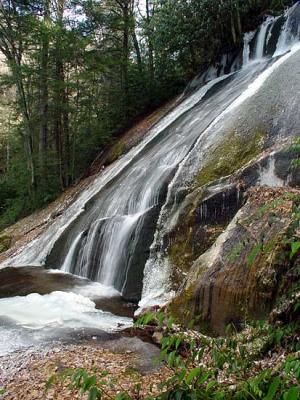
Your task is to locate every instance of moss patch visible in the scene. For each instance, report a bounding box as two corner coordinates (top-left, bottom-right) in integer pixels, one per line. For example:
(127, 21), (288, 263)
(0, 234), (11, 253)
(195, 130), (264, 187)
(169, 222), (224, 285)
(105, 140), (126, 164)
(168, 282), (196, 323)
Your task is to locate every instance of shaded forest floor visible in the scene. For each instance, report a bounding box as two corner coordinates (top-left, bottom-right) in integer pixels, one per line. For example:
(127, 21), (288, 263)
(0, 336), (170, 400)
(1, 316), (299, 400)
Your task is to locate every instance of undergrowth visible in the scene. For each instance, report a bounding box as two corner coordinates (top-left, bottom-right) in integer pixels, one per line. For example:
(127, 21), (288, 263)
(43, 308), (300, 400)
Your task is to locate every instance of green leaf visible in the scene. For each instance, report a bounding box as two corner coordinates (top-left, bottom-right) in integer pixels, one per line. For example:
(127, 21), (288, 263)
(263, 377), (281, 400)
(174, 391), (183, 400)
(167, 350), (176, 366)
(284, 387), (299, 400)
(186, 367), (201, 385)
(177, 368), (187, 383)
(175, 338), (181, 350)
(88, 387), (101, 400)
(82, 375), (97, 391)
(115, 393), (128, 400)
(206, 380), (217, 391)
(167, 317), (174, 329)
(144, 312), (155, 325)
(198, 372), (210, 385)
(290, 242), (300, 259)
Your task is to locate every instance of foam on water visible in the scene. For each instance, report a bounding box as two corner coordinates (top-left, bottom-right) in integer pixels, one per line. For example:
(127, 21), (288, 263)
(0, 291), (131, 330)
(71, 280), (122, 299)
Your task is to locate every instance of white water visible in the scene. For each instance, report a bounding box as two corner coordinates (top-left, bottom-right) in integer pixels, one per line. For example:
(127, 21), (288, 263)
(243, 31), (256, 65)
(139, 8), (300, 310)
(222, 42), (300, 119)
(255, 16), (275, 59)
(0, 291), (130, 330)
(0, 289), (131, 356)
(61, 231), (84, 272)
(1, 75), (234, 270)
(258, 155), (285, 187)
(275, 3), (300, 56)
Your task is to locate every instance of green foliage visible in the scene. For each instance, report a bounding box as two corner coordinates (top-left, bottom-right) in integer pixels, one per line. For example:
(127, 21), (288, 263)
(290, 138), (300, 169)
(48, 306), (299, 399)
(46, 367), (137, 400)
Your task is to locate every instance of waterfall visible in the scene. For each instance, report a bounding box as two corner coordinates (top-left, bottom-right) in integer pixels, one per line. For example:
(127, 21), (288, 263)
(254, 16), (275, 59)
(275, 3), (300, 56)
(2, 4), (300, 310)
(243, 31), (256, 65)
(61, 231), (83, 273)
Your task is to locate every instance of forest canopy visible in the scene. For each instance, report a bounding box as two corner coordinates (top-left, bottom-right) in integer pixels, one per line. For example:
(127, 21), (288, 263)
(0, 0), (294, 230)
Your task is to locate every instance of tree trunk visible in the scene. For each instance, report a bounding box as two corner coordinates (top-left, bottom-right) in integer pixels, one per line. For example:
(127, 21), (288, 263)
(0, 1), (37, 195)
(236, 4), (242, 39)
(122, 3), (129, 98)
(230, 1), (237, 44)
(54, 0), (65, 189)
(39, 0), (50, 182)
(146, 0), (154, 81)
(11, 59), (36, 189)
(63, 83), (70, 187)
(132, 29), (143, 75)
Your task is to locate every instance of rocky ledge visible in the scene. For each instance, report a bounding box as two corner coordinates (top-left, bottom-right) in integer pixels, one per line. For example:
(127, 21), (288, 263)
(167, 145), (300, 335)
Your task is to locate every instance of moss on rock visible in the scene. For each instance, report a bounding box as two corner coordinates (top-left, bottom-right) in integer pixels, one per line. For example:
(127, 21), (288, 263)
(0, 234), (11, 253)
(105, 141), (126, 164)
(195, 130), (264, 187)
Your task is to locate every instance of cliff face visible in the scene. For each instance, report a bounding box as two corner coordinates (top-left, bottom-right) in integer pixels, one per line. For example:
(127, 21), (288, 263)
(168, 147), (300, 334)
(154, 42), (300, 334)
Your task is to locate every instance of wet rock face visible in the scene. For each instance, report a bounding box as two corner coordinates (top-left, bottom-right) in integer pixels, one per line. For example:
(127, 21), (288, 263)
(170, 187), (300, 334)
(121, 205), (162, 302)
(168, 147), (299, 285)
(168, 146), (300, 335)
(167, 183), (245, 286)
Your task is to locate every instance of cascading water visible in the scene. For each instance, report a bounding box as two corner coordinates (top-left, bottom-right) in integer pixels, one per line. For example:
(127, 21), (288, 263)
(254, 16), (275, 59)
(1, 4), (300, 324)
(242, 31), (256, 65)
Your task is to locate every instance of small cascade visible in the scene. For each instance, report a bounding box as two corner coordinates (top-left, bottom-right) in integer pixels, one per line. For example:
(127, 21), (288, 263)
(258, 156), (285, 187)
(61, 231), (84, 273)
(275, 3), (300, 56)
(243, 31), (256, 65)
(254, 16), (275, 59)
